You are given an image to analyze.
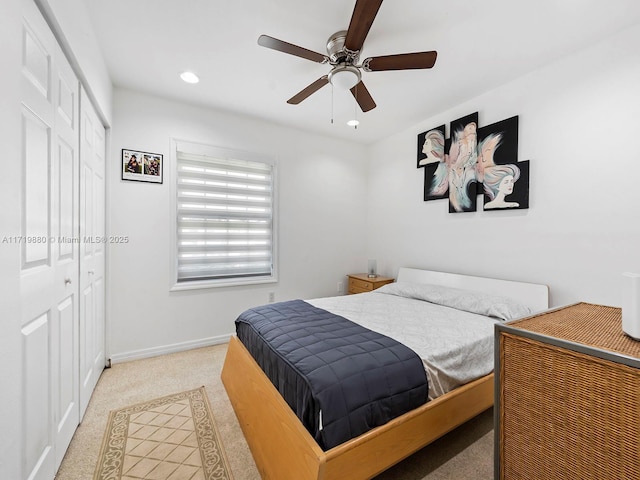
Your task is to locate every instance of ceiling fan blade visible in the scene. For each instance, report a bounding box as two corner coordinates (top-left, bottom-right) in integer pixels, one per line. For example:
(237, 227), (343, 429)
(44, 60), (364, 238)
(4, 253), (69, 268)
(258, 35), (328, 64)
(287, 76), (329, 104)
(363, 51), (437, 71)
(350, 81), (376, 112)
(344, 0), (384, 52)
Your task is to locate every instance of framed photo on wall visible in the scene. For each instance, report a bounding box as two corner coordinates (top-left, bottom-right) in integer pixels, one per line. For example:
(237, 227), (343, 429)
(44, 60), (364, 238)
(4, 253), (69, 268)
(122, 149), (163, 184)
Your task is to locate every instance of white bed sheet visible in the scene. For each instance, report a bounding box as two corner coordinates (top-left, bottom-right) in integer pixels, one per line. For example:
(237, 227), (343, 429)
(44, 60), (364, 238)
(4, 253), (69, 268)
(307, 290), (500, 399)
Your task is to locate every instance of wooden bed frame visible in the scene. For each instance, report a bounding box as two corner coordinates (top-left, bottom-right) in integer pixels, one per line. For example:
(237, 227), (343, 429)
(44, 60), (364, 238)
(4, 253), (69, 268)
(221, 268), (549, 479)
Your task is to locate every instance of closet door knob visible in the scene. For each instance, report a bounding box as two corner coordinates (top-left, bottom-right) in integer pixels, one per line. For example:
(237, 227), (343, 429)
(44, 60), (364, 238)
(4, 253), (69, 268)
(64, 278), (72, 285)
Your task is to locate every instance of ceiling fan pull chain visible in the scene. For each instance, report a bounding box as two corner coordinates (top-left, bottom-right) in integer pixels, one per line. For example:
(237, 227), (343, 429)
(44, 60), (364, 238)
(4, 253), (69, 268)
(354, 84), (358, 129)
(331, 83), (334, 124)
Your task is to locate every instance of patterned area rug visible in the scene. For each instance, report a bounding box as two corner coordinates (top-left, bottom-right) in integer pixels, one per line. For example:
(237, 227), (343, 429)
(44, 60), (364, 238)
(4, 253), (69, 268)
(93, 386), (233, 480)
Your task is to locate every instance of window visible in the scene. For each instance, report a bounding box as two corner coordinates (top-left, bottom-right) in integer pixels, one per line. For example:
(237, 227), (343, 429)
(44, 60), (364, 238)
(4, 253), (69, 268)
(172, 141), (276, 289)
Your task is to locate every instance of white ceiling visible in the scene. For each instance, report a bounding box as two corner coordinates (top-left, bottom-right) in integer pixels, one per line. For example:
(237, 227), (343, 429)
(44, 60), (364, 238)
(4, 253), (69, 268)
(86, 0), (640, 145)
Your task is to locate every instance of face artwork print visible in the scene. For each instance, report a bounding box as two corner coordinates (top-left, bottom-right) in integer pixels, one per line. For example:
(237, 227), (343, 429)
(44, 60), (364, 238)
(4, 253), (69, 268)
(416, 113), (529, 213)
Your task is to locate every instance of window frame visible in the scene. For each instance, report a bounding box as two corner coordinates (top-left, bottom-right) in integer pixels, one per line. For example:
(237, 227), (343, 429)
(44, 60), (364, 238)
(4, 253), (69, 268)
(170, 139), (278, 291)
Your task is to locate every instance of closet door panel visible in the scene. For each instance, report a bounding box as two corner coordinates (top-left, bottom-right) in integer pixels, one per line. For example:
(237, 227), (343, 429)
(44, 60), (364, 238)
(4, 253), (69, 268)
(21, 107), (51, 267)
(50, 35), (80, 471)
(20, 4), (56, 478)
(21, 313), (54, 480)
(56, 139), (75, 259)
(20, 0), (81, 477)
(79, 87), (106, 419)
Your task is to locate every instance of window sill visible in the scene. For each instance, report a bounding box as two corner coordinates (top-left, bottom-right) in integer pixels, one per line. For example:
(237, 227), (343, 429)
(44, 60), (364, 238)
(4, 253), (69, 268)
(170, 276), (278, 292)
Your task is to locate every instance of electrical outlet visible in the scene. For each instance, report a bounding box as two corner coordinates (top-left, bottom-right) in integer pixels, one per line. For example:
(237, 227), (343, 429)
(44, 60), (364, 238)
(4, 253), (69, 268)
(268, 292), (275, 303)
(337, 281), (343, 293)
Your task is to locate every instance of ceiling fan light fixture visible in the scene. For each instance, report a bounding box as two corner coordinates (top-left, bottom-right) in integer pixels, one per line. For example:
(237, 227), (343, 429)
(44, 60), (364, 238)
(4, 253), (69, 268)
(180, 71), (200, 84)
(347, 119), (360, 127)
(328, 65), (361, 90)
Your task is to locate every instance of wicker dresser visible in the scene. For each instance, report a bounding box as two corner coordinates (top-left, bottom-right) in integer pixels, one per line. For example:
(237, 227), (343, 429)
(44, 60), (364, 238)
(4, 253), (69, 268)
(495, 302), (640, 480)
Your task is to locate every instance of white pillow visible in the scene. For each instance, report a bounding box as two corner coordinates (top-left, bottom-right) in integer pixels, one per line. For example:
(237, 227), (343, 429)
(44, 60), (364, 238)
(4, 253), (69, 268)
(375, 282), (531, 321)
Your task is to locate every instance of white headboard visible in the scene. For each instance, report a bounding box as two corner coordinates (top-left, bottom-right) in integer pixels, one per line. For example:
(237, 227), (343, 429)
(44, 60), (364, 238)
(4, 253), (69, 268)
(396, 267), (549, 313)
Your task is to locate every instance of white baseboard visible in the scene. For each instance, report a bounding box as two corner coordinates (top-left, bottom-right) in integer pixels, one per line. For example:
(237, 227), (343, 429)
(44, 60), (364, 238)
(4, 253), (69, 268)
(108, 334), (232, 365)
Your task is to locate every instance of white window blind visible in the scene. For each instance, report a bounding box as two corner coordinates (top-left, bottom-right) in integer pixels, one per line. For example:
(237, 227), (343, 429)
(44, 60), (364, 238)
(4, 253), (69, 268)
(176, 148), (274, 283)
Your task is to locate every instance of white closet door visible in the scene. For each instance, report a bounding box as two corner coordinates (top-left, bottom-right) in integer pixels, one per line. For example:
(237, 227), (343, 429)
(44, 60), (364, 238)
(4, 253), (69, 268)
(20, 0), (80, 477)
(79, 87), (106, 419)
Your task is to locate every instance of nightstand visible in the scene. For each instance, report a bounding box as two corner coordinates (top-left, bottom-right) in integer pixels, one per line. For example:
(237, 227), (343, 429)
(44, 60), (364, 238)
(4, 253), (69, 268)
(495, 302), (640, 480)
(347, 273), (394, 294)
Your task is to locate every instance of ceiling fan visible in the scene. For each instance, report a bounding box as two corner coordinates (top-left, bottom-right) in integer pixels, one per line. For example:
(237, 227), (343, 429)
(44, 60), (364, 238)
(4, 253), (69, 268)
(257, 0), (437, 113)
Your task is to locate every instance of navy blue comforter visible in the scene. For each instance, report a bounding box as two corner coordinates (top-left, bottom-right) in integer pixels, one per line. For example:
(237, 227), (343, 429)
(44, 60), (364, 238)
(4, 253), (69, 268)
(235, 299), (428, 450)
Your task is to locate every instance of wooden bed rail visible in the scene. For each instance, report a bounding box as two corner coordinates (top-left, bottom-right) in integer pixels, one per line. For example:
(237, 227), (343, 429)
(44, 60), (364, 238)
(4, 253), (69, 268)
(221, 336), (324, 479)
(221, 336), (494, 480)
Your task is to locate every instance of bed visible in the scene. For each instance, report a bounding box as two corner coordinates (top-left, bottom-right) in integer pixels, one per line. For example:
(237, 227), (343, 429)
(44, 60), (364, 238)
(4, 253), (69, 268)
(221, 268), (548, 479)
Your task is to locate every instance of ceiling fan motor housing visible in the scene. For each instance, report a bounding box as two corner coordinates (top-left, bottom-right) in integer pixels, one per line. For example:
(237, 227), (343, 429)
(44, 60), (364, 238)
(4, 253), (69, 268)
(326, 30), (360, 65)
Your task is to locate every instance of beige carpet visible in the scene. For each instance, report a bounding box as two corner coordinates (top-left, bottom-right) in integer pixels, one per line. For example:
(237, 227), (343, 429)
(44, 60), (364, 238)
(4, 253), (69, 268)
(93, 387), (232, 480)
(56, 343), (494, 480)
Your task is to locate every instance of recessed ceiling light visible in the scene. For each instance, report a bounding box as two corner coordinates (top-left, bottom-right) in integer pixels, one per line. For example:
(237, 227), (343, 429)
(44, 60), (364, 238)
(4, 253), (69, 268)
(180, 71), (199, 84)
(347, 119), (360, 127)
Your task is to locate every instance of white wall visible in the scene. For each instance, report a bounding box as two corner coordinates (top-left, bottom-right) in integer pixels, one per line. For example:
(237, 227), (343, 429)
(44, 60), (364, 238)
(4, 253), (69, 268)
(108, 89), (368, 360)
(366, 24), (640, 308)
